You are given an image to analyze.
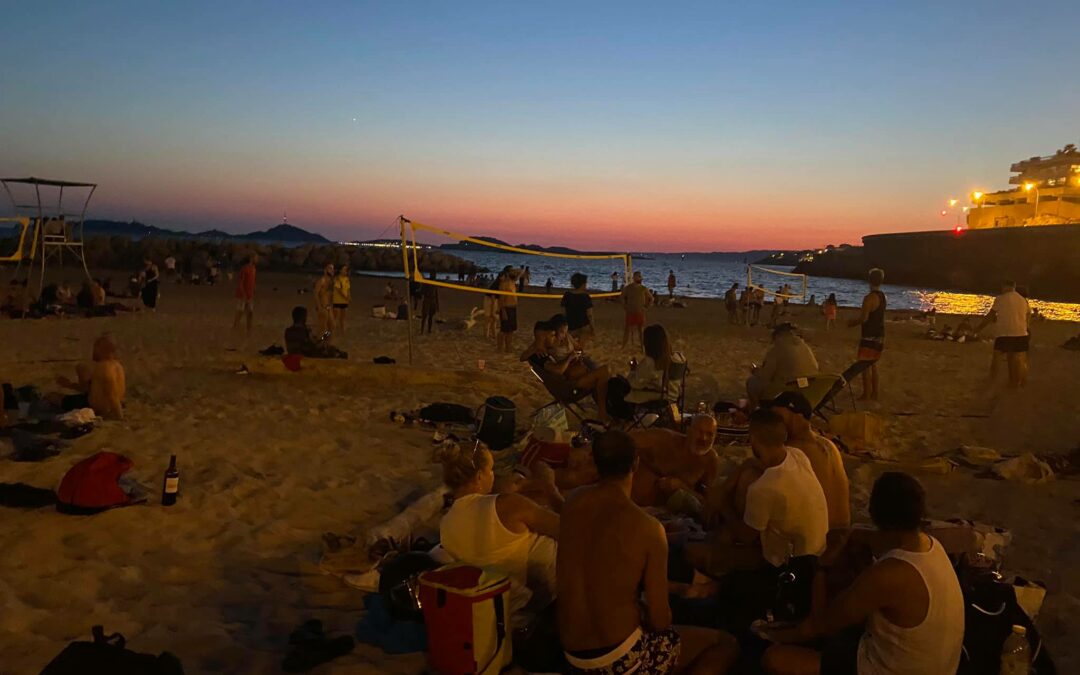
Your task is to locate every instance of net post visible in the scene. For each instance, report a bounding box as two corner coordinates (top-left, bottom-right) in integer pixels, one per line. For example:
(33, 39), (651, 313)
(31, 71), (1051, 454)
(399, 216), (414, 365)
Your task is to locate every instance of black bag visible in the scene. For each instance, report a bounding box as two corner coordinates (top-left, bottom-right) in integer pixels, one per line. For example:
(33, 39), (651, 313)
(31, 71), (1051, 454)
(379, 551), (440, 622)
(957, 567), (1056, 674)
(477, 396), (516, 451)
(40, 625), (184, 675)
(418, 402), (475, 425)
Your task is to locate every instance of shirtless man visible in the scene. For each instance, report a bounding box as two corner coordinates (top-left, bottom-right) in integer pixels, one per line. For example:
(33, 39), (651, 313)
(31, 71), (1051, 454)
(51, 334), (126, 420)
(766, 392), (850, 535)
(313, 263), (335, 334)
(558, 430), (738, 674)
(630, 415), (720, 509)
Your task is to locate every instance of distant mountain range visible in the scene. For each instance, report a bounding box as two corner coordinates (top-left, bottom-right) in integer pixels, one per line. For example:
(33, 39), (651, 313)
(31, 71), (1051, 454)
(438, 236), (782, 260)
(80, 220), (332, 244)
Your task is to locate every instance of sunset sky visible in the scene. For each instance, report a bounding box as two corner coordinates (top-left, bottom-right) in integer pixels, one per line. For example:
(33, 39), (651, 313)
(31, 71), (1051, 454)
(3, 1), (1079, 251)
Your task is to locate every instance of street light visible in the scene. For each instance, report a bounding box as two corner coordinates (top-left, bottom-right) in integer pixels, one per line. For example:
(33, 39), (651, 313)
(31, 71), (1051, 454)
(948, 198), (958, 207)
(1024, 181), (1040, 218)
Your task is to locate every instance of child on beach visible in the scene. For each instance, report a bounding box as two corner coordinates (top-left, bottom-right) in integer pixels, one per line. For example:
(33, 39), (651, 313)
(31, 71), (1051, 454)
(823, 293), (838, 330)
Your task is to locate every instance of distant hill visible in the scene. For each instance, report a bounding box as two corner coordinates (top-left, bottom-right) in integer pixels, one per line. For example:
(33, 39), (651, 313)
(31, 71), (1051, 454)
(78, 219), (330, 244)
(441, 236), (621, 256)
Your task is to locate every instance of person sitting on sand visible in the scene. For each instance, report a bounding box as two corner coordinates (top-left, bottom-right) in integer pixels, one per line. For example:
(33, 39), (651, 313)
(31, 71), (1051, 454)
(56, 281), (74, 305)
(314, 264), (335, 333)
(284, 306), (347, 359)
(49, 334), (126, 420)
(627, 324), (685, 402)
(523, 320), (612, 421)
(558, 430), (738, 675)
(746, 323), (819, 408)
(629, 414), (720, 511)
(760, 472), (964, 675)
(766, 392), (850, 546)
(2, 279), (31, 318)
(687, 409), (827, 584)
(437, 440), (561, 613)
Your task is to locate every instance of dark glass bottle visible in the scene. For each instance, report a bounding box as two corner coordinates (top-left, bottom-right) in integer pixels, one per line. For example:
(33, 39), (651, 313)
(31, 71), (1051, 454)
(161, 455), (179, 506)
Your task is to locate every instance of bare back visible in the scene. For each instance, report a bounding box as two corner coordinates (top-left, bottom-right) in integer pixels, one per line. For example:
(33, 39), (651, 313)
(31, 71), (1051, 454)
(788, 430), (850, 529)
(557, 484), (666, 651)
(89, 360), (126, 420)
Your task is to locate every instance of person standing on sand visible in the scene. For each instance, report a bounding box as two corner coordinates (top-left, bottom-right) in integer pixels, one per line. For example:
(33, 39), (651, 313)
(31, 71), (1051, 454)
(421, 271), (439, 334)
(850, 268), (886, 401)
(497, 266), (522, 353)
(558, 430), (739, 674)
(140, 258), (160, 311)
(975, 279), (1031, 388)
(314, 264), (335, 334)
(233, 254), (257, 334)
(750, 287), (765, 325)
(611, 271), (621, 293)
(332, 264), (351, 337)
(667, 270), (677, 299)
(725, 283), (739, 323)
(621, 271), (653, 350)
(561, 272), (595, 349)
(823, 293), (838, 330)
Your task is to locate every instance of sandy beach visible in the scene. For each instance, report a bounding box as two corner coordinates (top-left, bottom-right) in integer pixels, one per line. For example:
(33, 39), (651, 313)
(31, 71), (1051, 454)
(1, 271), (1077, 674)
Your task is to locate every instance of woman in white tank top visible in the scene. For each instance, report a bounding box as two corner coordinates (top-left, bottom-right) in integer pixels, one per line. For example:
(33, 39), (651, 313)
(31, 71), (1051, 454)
(760, 472), (965, 675)
(436, 442), (561, 613)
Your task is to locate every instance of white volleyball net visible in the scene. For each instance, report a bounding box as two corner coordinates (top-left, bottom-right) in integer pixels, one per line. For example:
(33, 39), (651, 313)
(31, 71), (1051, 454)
(746, 265), (807, 301)
(399, 217), (631, 299)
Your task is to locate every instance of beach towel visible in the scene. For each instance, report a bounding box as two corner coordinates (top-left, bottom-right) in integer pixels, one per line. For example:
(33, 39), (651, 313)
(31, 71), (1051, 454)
(56, 451), (134, 514)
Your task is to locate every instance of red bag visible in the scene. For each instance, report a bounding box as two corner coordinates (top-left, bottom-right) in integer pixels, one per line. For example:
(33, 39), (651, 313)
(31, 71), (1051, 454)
(282, 354), (303, 372)
(56, 452), (134, 514)
(518, 436), (571, 470)
(419, 565), (512, 675)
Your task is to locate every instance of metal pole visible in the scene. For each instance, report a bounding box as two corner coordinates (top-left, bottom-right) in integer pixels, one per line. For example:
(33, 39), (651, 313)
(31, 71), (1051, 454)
(399, 216), (414, 365)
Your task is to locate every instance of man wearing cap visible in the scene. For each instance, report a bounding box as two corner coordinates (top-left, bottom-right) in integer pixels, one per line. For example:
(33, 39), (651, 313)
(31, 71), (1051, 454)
(746, 323), (819, 408)
(768, 391), (850, 537)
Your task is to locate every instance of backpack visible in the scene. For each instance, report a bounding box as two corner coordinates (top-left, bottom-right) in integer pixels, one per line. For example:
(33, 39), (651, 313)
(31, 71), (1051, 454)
(476, 396), (515, 451)
(56, 451), (134, 515)
(40, 625), (184, 675)
(957, 566), (1056, 674)
(419, 565), (512, 675)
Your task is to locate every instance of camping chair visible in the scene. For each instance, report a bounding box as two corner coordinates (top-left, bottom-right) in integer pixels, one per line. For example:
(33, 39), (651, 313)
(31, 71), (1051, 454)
(778, 360), (873, 421)
(625, 357), (690, 431)
(529, 365), (593, 423)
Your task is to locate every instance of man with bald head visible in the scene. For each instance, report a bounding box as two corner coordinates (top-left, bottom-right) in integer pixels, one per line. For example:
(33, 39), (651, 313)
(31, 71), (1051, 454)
(630, 415), (721, 510)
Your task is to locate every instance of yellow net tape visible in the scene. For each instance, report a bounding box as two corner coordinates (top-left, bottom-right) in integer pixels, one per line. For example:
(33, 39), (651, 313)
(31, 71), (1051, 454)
(746, 264), (808, 299)
(402, 218), (629, 299)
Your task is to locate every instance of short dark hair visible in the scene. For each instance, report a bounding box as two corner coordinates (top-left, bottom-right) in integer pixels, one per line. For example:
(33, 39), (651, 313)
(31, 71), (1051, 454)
(292, 306), (308, 324)
(749, 408), (787, 446)
(533, 320), (552, 333)
(768, 391), (813, 420)
(548, 314), (568, 329)
(592, 430), (637, 478)
(571, 272), (587, 289)
(868, 268), (885, 286)
(869, 472), (926, 531)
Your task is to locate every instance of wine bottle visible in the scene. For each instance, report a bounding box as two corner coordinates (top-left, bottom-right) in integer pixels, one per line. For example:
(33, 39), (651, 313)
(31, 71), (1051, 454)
(161, 455), (180, 506)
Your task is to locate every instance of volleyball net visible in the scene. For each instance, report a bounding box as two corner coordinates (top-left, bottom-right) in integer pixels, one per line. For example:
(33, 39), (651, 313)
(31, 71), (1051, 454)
(399, 217), (631, 299)
(746, 264), (807, 301)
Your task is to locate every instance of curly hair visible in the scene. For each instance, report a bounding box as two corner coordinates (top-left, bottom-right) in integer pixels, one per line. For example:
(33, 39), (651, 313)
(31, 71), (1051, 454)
(433, 441), (490, 490)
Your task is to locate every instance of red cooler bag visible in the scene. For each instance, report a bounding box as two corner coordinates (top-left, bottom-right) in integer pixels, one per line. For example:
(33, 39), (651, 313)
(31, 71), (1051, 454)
(419, 564), (512, 675)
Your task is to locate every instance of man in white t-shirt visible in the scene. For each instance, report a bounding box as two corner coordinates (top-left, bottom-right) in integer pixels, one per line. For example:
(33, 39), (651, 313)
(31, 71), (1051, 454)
(687, 409), (827, 603)
(975, 279), (1031, 388)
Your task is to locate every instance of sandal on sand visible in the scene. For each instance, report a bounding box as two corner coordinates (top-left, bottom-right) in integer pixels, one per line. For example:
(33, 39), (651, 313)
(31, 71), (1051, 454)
(281, 635), (354, 672)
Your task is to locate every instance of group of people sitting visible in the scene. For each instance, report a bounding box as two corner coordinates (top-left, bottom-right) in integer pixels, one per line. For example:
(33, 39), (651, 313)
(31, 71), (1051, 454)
(1, 277), (132, 319)
(432, 393), (965, 674)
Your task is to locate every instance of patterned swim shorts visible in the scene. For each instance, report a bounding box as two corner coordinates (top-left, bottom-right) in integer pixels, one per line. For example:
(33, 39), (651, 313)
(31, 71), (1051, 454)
(566, 627), (681, 674)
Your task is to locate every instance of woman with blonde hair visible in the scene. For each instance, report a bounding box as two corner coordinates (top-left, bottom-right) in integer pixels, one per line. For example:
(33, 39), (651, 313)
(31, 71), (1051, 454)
(436, 441), (561, 612)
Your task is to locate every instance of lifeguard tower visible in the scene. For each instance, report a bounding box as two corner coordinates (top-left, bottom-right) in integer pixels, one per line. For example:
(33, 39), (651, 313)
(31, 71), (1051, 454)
(0, 176), (97, 293)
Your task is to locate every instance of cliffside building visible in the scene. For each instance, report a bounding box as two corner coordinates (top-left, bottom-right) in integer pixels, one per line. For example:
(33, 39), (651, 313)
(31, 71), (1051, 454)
(968, 143), (1080, 229)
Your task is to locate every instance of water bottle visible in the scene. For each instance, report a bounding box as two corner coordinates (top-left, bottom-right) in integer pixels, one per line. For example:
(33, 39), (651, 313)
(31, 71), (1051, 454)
(999, 624), (1031, 675)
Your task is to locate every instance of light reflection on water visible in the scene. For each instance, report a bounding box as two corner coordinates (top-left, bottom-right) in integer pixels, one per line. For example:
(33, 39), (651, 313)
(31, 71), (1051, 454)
(912, 290), (1080, 322)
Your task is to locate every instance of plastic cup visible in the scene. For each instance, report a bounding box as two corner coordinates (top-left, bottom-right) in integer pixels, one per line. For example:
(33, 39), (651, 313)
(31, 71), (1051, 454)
(477, 359), (486, 371)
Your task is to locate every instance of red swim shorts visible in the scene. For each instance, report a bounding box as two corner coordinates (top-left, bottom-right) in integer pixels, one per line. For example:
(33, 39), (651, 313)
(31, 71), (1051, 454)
(625, 311), (646, 327)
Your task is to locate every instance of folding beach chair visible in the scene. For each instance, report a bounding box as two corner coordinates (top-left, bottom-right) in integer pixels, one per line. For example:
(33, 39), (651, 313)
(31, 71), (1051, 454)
(625, 357), (689, 431)
(778, 360), (872, 421)
(529, 365), (593, 423)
